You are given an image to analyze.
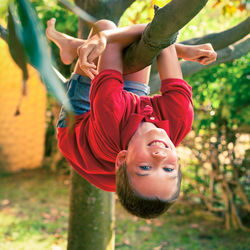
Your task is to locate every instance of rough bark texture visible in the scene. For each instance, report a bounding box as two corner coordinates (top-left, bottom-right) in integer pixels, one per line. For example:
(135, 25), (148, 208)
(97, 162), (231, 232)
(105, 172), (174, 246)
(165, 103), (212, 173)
(67, 171), (115, 250)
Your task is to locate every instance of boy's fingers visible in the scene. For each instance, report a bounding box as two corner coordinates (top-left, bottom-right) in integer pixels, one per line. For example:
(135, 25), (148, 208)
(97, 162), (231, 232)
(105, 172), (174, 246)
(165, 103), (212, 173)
(79, 57), (96, 69)
(197, 49), (212, 58)
(88, 45), (105, 62)
(78, 45), (97, 69)
(87, 68), (98, 79)
(88, 71), (95, 80)
(81, 66), (98, 80)
(88, 52), (100, 63)
(200, 57), (216, 65)
(197, 51), (217, 65)
(89, 67), (98, 76)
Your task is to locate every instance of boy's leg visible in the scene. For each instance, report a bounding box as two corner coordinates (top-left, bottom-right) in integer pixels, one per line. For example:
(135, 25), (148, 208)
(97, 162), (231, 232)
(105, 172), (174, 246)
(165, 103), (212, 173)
(47, 19), (150, 97)
(74, 20), (118, 76)
(56, 20), (118, 127)
(46, 18), (84, 65)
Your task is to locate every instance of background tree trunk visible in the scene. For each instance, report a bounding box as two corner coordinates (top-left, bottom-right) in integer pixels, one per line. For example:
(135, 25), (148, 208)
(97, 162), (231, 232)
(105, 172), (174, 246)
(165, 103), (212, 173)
(67, 172), (115, 250)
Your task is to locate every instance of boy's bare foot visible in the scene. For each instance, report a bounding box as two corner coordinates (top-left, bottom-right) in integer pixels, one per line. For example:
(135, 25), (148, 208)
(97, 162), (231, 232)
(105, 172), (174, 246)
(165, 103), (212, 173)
(46, 18), (83, 65)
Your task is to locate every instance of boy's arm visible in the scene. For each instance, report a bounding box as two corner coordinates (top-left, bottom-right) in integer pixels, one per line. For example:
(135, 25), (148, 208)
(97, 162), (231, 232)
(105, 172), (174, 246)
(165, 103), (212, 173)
(155, 45), (193, 146)
(175, 43), (217, 65)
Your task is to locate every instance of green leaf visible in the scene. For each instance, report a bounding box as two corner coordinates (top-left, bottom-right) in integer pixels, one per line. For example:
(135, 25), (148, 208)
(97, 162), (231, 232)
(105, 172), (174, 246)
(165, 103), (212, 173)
(14, 0), (72, 113)
(7, 5), (28, 83)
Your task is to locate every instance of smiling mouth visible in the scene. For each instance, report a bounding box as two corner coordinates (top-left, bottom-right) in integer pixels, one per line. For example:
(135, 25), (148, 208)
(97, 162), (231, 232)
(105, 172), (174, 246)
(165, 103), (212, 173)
(148, 140), (168, 148)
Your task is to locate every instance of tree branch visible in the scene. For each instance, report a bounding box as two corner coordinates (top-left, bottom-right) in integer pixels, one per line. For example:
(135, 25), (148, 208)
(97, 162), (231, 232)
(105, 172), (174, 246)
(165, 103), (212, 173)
(149, 35), (250, 94)
(181, 17), (250, 51)
(123, 0), (208, 74)
(181, 35), (250, 77)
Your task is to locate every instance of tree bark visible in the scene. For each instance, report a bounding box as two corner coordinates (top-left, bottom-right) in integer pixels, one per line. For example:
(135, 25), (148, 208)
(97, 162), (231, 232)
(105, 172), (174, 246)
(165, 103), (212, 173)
(123, 0), (209, 74)
(67, 171), (115, 250)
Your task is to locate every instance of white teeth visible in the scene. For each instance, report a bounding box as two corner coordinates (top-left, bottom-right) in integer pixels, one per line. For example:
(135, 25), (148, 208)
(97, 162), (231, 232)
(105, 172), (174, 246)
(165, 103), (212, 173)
(150, 141), (166, 147)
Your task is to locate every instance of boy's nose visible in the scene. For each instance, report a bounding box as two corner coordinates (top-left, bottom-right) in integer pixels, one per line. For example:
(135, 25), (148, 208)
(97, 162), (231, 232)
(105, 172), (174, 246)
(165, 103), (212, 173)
(152, 150), (167, 159)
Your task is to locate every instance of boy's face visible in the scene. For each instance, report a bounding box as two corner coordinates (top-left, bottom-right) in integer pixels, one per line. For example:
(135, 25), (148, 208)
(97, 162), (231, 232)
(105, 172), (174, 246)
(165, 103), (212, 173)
(117, 122), (179, 200)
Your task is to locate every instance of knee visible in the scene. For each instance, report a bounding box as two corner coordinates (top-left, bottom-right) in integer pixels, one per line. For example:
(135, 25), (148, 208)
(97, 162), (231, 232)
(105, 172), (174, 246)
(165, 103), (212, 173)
(94, 19), (117, 31)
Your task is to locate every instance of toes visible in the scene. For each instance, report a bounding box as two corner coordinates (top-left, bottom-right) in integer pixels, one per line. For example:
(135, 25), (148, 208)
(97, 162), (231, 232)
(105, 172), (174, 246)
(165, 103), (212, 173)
(47, 18), (56, 28)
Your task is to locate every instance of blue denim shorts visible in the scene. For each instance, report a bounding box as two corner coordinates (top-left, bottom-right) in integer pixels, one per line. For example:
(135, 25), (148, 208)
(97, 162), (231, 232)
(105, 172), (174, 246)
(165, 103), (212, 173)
(57, 73), (150, 127)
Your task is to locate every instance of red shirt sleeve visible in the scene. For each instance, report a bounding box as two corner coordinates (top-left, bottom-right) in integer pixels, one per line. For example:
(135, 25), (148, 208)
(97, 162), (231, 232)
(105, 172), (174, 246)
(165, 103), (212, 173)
(153, 78), (194, 146)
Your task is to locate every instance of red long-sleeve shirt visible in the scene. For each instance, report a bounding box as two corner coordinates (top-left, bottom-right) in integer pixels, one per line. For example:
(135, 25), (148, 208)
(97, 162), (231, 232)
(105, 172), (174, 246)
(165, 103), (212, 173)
(57, 70), (193, 192)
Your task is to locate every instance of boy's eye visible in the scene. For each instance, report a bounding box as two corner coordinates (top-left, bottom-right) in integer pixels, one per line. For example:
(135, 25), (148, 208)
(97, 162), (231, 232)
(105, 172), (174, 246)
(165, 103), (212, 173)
(140, 166), (151, 170)
(164, 167), (173, 172)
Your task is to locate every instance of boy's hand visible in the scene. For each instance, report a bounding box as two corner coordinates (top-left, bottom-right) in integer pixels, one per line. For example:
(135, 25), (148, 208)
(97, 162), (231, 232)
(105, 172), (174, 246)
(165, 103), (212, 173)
(77, 33), (107, 79)
(177, 43), (217, 65)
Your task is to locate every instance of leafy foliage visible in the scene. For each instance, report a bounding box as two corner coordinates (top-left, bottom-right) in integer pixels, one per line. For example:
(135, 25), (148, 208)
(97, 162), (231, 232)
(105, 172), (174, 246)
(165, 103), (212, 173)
(181, 55), (250, 230)
(212, 0), (249, 15)
(6, 0), (73, 113)
(7, 5), (28, 85)
(119, 0), (154, 27)
(190, 54), (250, 133)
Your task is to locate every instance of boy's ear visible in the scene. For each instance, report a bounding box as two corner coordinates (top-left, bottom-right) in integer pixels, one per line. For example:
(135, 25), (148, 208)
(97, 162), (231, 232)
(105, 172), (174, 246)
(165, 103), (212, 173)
(115, 150), (127, 171)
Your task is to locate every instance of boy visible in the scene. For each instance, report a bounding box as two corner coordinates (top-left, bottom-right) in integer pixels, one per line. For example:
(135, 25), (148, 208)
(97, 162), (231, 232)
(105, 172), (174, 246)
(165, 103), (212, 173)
(46, 18), (216, 218)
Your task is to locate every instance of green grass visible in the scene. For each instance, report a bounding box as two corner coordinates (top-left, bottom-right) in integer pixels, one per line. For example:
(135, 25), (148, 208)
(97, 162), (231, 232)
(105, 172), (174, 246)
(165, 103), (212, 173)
(0, 169), (249, 250)
(0, 169), (69, 250)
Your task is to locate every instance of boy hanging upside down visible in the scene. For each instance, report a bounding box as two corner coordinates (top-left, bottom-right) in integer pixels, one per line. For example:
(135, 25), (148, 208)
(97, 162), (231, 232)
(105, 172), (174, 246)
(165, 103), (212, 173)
(46, 18), (216, 218)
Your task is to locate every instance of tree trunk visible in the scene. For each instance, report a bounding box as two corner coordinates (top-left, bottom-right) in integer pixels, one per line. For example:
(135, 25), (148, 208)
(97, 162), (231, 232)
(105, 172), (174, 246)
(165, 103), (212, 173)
(67, 171), (115, 250)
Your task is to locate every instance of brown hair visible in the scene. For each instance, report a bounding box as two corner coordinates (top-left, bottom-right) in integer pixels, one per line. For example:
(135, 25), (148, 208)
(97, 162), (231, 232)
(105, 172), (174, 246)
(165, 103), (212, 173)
(116, 161), (182, 219)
